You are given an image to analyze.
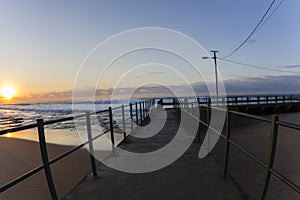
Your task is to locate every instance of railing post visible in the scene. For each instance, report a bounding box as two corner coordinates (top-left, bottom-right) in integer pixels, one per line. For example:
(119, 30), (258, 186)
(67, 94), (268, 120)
(108, 107), (115, 145)
(139, 102), (143, 123)
(147, 100), (149, 115)
(196, 100), (201, 143)
(191, 103), (194, 135)
(37, 119), (58, 200)
(121, 105), (126, 141)
(260, 115), (279, 199)
(130, 103), (133, 133)
(145, 101), (147, 115)
(142, 101), (145, 120)
(135, 102), (139, 125)
(223, 109), (231, 177)
(144, 101), (147, 117)
(86, 112), (98, 178)
(146, 100), (149, 116)
(144, 101), (145, 119)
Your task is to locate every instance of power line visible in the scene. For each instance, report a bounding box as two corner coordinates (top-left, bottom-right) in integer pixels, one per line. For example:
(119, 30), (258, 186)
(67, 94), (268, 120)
(219, 58), (300, 74)
(222, 0), (276, 59)
(256, 0), (285, 32)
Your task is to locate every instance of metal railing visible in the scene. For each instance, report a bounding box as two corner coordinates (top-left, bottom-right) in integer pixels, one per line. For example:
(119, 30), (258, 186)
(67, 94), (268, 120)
(194, 94), (300, 105)
(0, 100), (153, 199)
(180, 101), (300, 199)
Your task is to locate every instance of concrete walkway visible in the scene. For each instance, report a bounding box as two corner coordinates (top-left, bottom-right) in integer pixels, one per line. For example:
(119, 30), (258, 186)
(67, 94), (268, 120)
(64, 109), (245, 200)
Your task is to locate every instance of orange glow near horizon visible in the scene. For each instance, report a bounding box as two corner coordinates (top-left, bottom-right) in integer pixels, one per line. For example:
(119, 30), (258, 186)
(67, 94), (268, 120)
(1, 86), (17, 100)
(3, 133), (13, 138)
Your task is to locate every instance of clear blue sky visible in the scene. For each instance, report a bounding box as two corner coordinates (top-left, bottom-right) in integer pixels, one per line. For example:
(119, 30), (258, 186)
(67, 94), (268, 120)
(0, 0), (299, 101)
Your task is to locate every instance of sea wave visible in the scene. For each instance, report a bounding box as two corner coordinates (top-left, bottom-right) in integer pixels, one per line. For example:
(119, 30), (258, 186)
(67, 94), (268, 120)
(0, 100), (134, 131)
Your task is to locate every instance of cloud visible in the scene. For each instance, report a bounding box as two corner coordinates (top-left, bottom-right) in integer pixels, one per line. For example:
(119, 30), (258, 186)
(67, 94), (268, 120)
(223, 75), (300, 95)
(282, 64), (300, 69)
(111, 75), (300, 97)
(18, 75), (300, 102)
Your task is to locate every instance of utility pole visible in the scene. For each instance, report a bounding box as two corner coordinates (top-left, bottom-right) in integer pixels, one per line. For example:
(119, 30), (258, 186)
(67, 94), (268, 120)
(211, 50), (219, 105)
(202, 50), (219, 106)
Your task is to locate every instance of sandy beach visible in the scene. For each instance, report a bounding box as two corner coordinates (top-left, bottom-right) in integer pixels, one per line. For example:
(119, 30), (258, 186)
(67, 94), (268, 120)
(0, 136), (93, 200)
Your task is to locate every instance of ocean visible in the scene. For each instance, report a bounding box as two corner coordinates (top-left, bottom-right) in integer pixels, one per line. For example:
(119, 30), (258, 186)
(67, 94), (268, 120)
(1, 94), (296, 145)
(1, 95), (296, 130)
(0, 100), (141, 145)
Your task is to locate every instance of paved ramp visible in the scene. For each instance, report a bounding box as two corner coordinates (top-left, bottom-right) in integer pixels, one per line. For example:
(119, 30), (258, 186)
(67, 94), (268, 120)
(64, 109), (245, 200)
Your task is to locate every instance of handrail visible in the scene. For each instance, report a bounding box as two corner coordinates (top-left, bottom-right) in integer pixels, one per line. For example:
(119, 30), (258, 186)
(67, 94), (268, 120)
(0, 123), (38, 135)
(276, 120), (300, 131)
(0, 99), (153, 199)
(49, 131), (108, 166)
(228, 139), (266, 168)
(269, 168), (300, 193)
(0, 165), (44, 193)
(229, 110), (272, 123)
(0, 110), (109, 136)
(195, 94), (300, 107)
(180, 102), (300, 198)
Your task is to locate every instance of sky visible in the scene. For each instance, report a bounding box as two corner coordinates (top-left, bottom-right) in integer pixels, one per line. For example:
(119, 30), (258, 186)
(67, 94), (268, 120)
(0, 0), (300, 102)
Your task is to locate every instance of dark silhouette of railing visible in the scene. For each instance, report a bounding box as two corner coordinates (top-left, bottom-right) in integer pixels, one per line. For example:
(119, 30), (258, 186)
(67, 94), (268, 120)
(180, 101), (300, 199)
(0, 100), (153, 199)
(159, 94), (300, 106)
(198, 94), (300, 105)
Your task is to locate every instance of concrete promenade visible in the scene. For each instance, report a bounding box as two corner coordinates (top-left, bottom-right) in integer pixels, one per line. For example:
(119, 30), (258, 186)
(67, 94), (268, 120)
(64, 108), (246, 200)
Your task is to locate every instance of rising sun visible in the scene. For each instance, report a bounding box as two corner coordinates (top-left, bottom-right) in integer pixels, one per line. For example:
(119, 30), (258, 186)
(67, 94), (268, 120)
(1, 86), (17, 99)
